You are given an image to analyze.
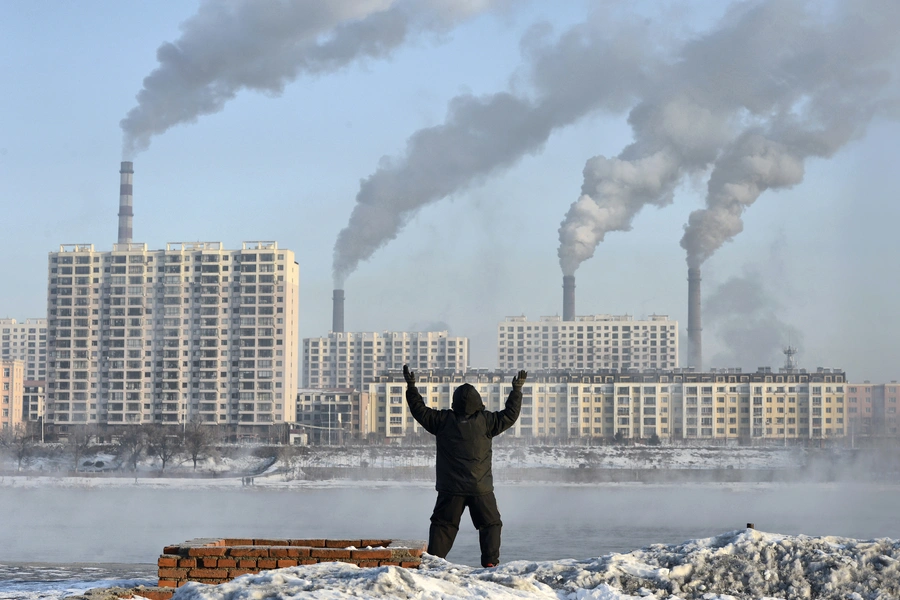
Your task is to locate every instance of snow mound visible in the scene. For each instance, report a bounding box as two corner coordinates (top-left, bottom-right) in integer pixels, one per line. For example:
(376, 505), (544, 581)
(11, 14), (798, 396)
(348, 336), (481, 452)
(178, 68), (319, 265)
(165, 529), (900, 600)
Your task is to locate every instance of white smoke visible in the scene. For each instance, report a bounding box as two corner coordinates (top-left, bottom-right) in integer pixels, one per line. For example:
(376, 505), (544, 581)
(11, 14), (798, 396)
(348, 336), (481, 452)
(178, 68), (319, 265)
(332, 11), (656, 286)
(559, 0), (900, 275)
(120, 0), (506, 158)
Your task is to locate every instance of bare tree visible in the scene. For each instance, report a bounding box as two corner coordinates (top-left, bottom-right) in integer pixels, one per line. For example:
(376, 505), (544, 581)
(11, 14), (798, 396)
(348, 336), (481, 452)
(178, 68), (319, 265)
(183, 419), (217, 470)
(67, 425), (98, 471)
(0, 425), (35, 471)
(116, 425), (148, 472)
(146, 424), (183, 471)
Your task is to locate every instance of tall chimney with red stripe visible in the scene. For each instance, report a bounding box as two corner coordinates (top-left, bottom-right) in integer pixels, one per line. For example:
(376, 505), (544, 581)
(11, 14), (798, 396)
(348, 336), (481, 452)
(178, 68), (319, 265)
(118, 161), (134, 244)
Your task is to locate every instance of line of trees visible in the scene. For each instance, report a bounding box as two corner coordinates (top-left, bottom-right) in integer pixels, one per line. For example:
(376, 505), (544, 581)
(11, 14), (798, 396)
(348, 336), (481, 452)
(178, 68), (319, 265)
(0, 420), (219, 473)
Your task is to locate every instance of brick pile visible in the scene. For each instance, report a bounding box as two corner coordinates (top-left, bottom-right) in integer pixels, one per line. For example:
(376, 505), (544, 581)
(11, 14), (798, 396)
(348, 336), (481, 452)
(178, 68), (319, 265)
(157, 537), (426, 590)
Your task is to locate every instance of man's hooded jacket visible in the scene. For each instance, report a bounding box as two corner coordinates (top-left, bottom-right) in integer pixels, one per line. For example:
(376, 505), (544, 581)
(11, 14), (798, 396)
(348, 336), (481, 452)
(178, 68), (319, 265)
(406, 382), (522, 495)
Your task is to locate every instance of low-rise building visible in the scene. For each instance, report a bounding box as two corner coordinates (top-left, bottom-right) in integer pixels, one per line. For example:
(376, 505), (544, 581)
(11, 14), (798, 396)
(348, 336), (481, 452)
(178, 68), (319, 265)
(362, 366), (847, 444)
(295, 388), (370, 443)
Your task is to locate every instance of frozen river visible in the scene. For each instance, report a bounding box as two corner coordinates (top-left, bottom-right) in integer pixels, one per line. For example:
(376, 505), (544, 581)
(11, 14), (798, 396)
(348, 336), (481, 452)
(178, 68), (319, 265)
(1, 480), (898, 568)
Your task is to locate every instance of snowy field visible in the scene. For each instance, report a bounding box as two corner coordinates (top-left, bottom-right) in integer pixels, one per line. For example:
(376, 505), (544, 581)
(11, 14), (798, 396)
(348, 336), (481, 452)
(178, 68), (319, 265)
(0, 444), (835, 476)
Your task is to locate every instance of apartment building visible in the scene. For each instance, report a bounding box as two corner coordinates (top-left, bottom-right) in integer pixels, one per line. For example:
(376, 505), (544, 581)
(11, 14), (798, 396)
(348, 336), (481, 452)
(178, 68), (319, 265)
(45, 241), (299, 436)
(1, 360), (24, 431)
(363, 366), (847, 443)
(303, 331), (468, 390)
(847, 381), (900, 437)
(23, 381), (44, 426)
(0, 318), (47, 380)
(498, 315), (678, 372)
(295, 388), (371, 443)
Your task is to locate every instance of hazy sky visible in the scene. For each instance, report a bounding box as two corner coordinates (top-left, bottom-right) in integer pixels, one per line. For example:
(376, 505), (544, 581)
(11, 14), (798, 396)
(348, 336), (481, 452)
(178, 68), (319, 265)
(1, 0), (898, 382)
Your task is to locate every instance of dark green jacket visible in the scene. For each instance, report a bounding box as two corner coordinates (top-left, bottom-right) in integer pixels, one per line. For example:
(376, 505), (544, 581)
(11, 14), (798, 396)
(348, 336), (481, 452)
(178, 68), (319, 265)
(406, 382), (521, 495)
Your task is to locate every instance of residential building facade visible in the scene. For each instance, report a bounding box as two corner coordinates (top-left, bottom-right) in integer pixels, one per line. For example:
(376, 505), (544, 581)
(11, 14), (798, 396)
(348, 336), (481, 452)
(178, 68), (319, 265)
(498, 315), (678, 372)
(363, 366), (847, 443)
(23, 381), (45, 428)
(847, 381), (900, 437)
(1, 360), (24, 430)
(45, 241), (299, 436)
(302, 331), (468, 390)
(0, 318), (48, 380)
(295, 388), (371, 443)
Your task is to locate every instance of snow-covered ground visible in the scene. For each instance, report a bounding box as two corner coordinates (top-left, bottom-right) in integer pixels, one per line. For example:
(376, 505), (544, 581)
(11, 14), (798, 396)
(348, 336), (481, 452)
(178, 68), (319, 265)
(1, 444), (814, 476)
(54, 529), (898, 600)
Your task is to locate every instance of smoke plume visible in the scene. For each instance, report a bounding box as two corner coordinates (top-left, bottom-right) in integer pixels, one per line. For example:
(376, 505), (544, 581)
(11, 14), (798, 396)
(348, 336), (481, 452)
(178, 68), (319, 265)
(705, 270), (803, 370)
(559, 0), (900, 275)
(120, 0), (505, 158)
(332, 12), (656, 286)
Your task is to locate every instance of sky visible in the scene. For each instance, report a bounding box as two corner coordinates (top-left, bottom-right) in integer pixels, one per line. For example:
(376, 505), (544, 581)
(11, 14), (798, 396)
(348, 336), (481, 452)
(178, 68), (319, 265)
(1, 0), (898, 382)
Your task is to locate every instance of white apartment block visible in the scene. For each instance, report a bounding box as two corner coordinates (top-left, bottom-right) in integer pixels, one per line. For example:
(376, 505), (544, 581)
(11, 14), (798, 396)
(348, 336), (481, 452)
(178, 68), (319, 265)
(45, 241), (299, 435)
(303, 331), (468, 390)
(364, 367), (847, 443)
(0, 318), (48, 380)
(498, 315), (678, 372)
(295, 388), (371, 443)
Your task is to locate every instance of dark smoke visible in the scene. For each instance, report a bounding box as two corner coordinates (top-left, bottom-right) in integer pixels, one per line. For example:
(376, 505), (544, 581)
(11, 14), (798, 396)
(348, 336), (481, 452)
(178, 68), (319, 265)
(332, 11), (655, 285)
(120, 0), (506, 158)
(558, 0), (900, 275)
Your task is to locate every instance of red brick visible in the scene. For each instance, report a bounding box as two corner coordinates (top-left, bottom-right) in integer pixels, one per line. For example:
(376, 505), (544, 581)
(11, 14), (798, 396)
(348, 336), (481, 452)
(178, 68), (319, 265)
(276, 559), (299, 568)
(229, 568), (256, 577)
(290, 539), (325, 547)
(163, 546), (182, 555)
(379, 561), (401, 566)
(189, 568), (228, 579)
(361, 539), (391, 548)
(157, 568), (187, 580)
(223, 538), (254, 546)
(406, 548), (424, 557)
(178, 558), (197, 568)
(157, 557), (178, 568)
(400, 561), (420, 568)
(228, 546), (269, 557)
(254, 538), (288, 546)
(201, 557), (219, 568)
(300, 559), (318, 565)
(257, 558), (277, 569)
(187, 547), (226, 557)
(311, 549), (351, 559)
(157, 580), (178, 588)
(268, 547), (293, 558)
(217, 558), (237, 568)
(351, 549), (392, 560)
(238, 558), (258, 568)
(358, 561), (379, 568)
(325, 539), (360, 548)
(140, 591), (174, 600)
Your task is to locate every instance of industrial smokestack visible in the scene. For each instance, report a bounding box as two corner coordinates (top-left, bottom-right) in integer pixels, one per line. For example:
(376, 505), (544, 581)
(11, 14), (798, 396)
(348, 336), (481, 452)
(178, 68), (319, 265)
(117, 161), (134, 244)
(332, 289), (345, 333)
(563, 275), (575, 321)
(688, 267), (702, 370)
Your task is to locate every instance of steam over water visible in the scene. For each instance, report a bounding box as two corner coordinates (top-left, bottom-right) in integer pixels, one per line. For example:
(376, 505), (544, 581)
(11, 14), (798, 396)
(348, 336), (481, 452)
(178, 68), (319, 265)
(1, 483), (898, 567)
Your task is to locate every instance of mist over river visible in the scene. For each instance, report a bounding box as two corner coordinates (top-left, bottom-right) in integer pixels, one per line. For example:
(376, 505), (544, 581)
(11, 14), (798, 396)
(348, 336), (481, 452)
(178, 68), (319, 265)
(1, 482), (898, 568)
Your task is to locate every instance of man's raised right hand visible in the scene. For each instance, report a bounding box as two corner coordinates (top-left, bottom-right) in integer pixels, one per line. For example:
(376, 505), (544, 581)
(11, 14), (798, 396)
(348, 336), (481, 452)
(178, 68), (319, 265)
(403, 364), (416, 386)
(512, 370), (527, 390)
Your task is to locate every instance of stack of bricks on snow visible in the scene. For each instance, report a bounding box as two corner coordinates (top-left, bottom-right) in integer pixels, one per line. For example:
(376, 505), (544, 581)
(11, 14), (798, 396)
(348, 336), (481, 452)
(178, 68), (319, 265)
(157, 537), (426, 589)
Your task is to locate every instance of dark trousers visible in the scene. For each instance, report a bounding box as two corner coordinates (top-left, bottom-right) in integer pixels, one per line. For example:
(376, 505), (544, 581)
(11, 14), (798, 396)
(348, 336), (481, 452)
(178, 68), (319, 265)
(428, 491), (502, 567)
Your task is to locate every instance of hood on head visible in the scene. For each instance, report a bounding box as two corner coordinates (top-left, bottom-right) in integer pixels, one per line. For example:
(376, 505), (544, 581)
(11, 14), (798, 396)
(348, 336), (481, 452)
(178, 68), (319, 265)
(452, 383), (484, 416)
